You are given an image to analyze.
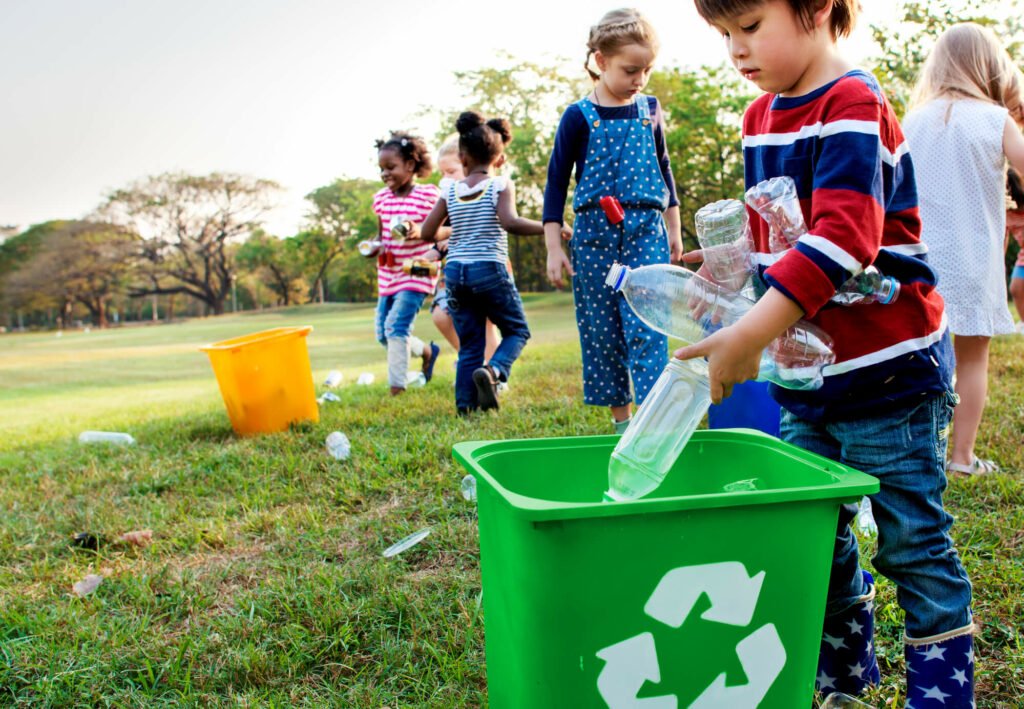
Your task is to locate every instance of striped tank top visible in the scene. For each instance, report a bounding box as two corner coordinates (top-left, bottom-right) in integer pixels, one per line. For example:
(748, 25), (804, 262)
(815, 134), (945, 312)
(445, 176), (508, 264)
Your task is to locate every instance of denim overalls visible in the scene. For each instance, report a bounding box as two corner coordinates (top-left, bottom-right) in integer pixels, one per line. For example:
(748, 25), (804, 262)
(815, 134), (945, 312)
(571, 94), (671, 406)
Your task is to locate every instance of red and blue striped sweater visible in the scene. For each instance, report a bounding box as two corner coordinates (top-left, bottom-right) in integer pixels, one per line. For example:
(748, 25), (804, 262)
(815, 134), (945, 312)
(743, 70), (953, 421)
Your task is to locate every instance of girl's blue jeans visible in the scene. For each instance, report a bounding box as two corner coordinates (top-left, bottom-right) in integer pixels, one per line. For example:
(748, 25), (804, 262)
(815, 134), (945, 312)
(780, 390), (972, 638)
(444, 261), (530, 411)
(375, 290), (427, 345)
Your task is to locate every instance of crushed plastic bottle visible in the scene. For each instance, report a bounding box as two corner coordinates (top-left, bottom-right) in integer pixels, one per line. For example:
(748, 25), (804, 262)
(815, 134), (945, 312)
(606, 262), (835, 391)
(460, 475), (477, 502)
(856, 496), (878, 537)
(78, 431), (136, 445)
(820, 692), (876, 708)
(694, 198), (753, 292)
(405, 371), (426, 387)
(325, 431), (351, 460)
(356, 372), (375, 386)
(382, 527), (432, 557)
(745, 176), (900, 305)
(317, 392), (341, 404)
(323, 370), (343, 388)
(606, 357), (712, 501)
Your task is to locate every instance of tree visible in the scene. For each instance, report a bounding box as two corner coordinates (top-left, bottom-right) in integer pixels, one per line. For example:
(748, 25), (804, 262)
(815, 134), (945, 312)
(302, 178), (379, 301)
(648, 65), (754, 251)
(235, 230), (309, 306)
(869, 0), (1024, 116)
(100, 172), (281, 315)
(4, 221), (139, 327)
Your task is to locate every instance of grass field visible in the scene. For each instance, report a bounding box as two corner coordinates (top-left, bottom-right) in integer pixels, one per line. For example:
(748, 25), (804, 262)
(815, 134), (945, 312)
(1, 295), (1022, 706)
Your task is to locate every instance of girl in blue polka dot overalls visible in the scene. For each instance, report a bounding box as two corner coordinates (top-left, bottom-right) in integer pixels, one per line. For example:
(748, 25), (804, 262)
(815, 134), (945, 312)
(543, 8), (684, 433)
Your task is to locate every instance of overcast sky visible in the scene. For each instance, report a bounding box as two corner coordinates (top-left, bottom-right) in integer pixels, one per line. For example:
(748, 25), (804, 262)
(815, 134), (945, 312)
(0, 0), (895, 236)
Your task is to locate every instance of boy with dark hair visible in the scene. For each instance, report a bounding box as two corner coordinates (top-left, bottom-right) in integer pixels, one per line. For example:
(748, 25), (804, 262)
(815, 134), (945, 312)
(678, 1), (975, 704)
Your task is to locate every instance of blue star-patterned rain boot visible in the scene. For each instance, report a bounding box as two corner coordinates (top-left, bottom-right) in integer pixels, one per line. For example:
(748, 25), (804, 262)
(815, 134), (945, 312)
(815, 570), (881, 698)
(904, 626), (975, 708)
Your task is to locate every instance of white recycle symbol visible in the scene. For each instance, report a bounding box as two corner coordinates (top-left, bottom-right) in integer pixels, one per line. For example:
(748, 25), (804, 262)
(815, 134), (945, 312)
(596, 561), (786, 708)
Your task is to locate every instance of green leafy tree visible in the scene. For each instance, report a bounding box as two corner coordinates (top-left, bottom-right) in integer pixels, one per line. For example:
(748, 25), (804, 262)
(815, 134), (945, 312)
(235, 230), (309, 306)
(100, 172), (281, 315)
(302, 178), (379, 301)
(648, 65), (755, 251)
(869, 0), (1024, 116)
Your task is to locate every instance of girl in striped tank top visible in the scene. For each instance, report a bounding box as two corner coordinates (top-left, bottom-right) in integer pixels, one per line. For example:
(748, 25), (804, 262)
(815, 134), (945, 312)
(370, 132), (443, 396)
(422, 112), (569, 414)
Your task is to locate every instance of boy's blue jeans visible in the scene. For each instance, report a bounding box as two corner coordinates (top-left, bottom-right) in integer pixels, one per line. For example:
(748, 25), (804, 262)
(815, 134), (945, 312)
(375, 290), (427, 345)
(780, 390), (972, 638)
(444, 261), (530, 411)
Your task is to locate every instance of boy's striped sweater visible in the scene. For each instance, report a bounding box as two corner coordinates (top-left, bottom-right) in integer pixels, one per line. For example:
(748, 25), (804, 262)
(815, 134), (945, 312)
(742, 70), (953, 421)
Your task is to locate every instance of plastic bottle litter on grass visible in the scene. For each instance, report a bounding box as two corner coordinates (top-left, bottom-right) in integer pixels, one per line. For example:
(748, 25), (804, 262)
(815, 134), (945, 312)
(382, 527), (432, 558)
(856, 496), (878, 537)
(406, 371), (426, 387)
(78, 431), (136, 445)
(357, 372), (375, 386)
(324, 370), (343, 388)
(317, 392), (341, 404)
(325, 431), (351, 460)
(460, 475), (477, 502)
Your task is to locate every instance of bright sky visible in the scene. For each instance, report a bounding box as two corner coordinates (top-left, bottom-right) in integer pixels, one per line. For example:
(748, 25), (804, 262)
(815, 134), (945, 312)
(0, 0), (895, 236)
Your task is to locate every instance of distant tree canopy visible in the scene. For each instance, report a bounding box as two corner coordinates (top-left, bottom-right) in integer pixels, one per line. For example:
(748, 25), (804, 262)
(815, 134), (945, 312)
(4, 0), (1022, 329)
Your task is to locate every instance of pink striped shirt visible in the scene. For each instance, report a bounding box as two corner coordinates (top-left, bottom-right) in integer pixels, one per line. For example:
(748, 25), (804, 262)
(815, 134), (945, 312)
(372, 183), (441, 296)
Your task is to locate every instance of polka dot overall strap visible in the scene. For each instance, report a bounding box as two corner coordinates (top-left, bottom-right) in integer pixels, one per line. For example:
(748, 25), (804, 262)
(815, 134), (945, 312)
(572, 94), (669, 215)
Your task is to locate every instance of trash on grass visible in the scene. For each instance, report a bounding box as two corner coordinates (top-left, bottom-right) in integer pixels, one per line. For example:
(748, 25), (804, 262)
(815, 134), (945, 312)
(820, 692), (875, 708)
(382, 527), (432, 558)
(317, 392), (341, 404)
(856, 496), (878, 537)
(72, 574), (103, 597)
(325, 431), (351, 460)
(120, 529), (153, 547)
(324, 370), (343, 388)
(406, 371), (426, 387)
(78, 431), (136, 445)
(71, 532), (100, 551)
(357, 372), (375, 386)
(460, 475), (477, 502)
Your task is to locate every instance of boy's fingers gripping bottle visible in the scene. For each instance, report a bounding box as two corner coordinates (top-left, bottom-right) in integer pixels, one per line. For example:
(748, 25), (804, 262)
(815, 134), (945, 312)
(605, 356), (711, 501)
(694, 198), (754, 292)
(599, 196), (625, 225)
(605, 261), (835, 391)
(745, 176), (900, 305)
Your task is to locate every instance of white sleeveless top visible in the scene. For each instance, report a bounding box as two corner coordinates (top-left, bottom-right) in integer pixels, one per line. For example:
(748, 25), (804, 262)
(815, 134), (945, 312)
(904, 98), (1015, 336)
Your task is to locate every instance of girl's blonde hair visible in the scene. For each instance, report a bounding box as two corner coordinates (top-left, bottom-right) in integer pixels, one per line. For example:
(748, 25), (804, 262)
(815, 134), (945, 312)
(910, 22), (1023, 118)
(585, 8), (659, 81)
(437, 134), (460, 161)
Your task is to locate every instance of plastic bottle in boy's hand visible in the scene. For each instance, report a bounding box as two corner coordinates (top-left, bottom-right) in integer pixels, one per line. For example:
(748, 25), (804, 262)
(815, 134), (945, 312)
(694, 198), (753, 292)
(605, 357), (711, 501)
(606, 262), (835, 391)
(745, 176), (900, 305)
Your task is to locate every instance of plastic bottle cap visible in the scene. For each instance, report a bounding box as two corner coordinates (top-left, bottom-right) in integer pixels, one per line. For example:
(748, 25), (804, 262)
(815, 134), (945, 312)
(880, 277), (899, 305)
(605, 263), (627, 291)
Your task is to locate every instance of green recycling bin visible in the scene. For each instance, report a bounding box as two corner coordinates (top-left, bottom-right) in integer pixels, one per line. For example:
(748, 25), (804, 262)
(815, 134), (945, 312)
(453, 429), (878, 709)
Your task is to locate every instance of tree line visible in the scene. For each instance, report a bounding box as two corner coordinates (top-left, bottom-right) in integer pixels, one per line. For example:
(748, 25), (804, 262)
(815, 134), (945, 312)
(1, 0), (1017, 331)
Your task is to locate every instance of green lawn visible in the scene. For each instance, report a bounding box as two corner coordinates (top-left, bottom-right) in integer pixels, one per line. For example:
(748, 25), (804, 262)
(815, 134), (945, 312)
(1, 296), (1022, 706)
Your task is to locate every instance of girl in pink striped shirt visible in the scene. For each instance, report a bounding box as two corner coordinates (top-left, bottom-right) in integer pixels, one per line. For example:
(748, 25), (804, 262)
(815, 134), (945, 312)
(370, 132), (444, 395)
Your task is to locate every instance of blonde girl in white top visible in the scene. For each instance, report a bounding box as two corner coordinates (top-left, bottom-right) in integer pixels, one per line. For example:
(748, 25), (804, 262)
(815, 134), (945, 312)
(904, 22), (1024, 475)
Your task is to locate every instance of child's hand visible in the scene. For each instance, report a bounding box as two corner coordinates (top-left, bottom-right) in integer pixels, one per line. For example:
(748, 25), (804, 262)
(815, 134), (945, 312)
(547, 246), (574, 288)
(423, 247), (442, 262)
(673, 326), (762, 404)
(1007, 208), (1024, 246)
(669, 233), (684, 263)
(681, 248), (705, 266)
(560, 225), (573, 241)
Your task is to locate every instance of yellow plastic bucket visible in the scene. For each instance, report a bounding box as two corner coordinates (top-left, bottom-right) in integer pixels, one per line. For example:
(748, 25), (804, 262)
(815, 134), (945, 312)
(200, 326), (319, 435)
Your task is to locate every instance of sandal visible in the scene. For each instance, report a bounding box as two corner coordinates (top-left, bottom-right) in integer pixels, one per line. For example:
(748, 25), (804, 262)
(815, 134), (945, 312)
(946, 456), (1000, 476)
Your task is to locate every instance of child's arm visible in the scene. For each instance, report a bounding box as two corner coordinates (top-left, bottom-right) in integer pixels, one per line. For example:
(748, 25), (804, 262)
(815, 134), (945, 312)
(544, 222), (574, 288)
(664, 205), (683, 262)
(673, 289), (805, 403)
(418, 199), (449, 243)
(496, 181), (544, 236)
(1004, 114), (1024, 174)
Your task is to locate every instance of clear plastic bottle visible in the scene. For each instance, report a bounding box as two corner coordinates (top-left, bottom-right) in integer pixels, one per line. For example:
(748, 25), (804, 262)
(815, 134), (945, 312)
(606, 262), (835, 391)
(405, 371), (427, 387)
(325, 431), (351, 460)
(745, 176), (900, 305)
(78, 431), (136, 445)
(605, 357), (711, 501)
(694, 198), (753, 292)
